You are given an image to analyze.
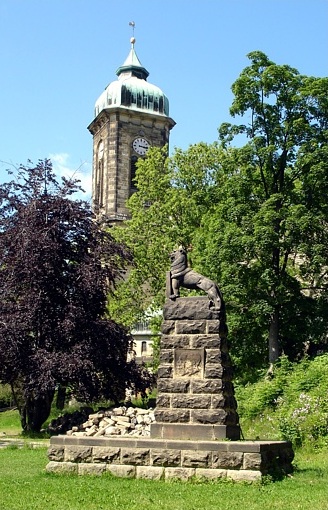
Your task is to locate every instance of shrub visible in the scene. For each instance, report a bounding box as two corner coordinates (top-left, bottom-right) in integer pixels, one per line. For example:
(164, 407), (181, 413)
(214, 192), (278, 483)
(236, 354), (328, 448)
(236, 355), (293, 419)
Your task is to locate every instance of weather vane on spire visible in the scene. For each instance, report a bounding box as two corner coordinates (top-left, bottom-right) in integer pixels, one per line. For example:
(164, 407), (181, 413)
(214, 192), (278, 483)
(129, 21), (136, 46)
(129, 21), (135, 37)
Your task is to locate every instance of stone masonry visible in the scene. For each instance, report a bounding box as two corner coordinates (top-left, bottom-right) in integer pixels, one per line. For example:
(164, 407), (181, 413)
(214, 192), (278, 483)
(47, 435), (294, 482)
(46, 297), (294, 481)
(151, 296), (240, 441)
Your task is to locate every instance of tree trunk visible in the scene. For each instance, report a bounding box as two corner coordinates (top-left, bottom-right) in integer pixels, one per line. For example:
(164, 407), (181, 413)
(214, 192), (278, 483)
(268, 306), (280, 364)
(55, 385), (67, 410)
(20, 391), (55, 433)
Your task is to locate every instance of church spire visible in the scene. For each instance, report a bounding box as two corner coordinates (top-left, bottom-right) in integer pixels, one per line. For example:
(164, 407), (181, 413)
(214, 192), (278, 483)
(116, 23), (149, 80)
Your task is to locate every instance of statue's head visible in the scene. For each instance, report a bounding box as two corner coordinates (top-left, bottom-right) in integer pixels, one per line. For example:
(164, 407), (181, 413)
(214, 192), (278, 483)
(169, 247), (187, 270)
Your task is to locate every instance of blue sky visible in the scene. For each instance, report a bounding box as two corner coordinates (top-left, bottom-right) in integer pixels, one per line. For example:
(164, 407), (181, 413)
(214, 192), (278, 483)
(0, 0), (327, 200)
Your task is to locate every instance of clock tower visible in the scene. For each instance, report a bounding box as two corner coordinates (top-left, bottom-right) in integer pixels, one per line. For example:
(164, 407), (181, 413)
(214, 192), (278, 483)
(88, 37), (175, 222)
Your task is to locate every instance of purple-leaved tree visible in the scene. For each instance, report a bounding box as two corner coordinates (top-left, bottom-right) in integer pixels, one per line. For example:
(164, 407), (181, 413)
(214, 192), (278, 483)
(0, 159), (151, 432)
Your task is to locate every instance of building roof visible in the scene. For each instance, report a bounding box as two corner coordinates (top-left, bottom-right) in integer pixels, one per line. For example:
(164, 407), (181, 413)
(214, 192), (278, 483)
(94, 38), (170, 118)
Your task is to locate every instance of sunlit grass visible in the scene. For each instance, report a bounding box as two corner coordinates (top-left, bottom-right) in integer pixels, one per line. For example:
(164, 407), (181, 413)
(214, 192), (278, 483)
(0, 447), (328, 510)
(0, 409), (21, 436)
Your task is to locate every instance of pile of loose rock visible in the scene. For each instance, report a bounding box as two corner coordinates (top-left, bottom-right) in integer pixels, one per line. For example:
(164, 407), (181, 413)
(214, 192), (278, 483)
(48, 406), (156, 438)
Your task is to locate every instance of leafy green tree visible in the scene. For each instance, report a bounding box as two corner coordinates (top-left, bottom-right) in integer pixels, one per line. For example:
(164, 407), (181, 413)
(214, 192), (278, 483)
(196, 51), (328, 368)
(108, 144), (222, 373)
(110, 53), (328, 376)
(108, 143), (222, 327)
(0, 160), (150, 432)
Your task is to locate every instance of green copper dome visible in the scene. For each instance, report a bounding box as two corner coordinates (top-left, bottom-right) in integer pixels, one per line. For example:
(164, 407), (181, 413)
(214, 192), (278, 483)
(95, 38), (170, 117)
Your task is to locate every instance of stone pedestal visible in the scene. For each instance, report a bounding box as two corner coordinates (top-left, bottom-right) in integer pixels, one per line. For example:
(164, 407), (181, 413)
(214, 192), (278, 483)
(151, 297), (240, 440)
(46, 296), (294, 481)
(46, 436), (294, 482)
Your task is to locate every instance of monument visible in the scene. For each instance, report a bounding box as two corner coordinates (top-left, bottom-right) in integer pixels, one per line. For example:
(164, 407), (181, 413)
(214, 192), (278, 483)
(46, 251), (294, 481)
(152, 248), (240, 442)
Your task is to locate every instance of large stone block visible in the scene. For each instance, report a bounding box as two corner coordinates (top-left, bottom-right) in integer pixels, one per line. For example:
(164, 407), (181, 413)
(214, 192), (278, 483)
(163, 297), (222, 321)
(78, 463), (106, 475)
(191, 335), (222, 349)
(212, 451), (243, 469)
(161, 320), (176, 335)
(155, 394), (171, 408)
(157, 366), (173, 378)
(210, 394), (226, 409)
(171, 395), (211, 409)
(150, 423), (239, 440)
(154, 409), (190, 423)
(159, 349), (174, 364)
(157, 379), (190, 394)
(164, 467), (196, 481)
(205, 349), (227, 364)
(175, 320), (206, 334)
(92, 447), (120, 463)
(243, 453), (262, 470)
(211, 395), (237, 410)
(195, 468), (227, 480)
(46, 461), (77, 474)
(121, 448), (150, 465)
(206, 320), (222, 334)
(181, 450), (210, 468)
(151, 449), (181, 467)
(160, 334), (191, 349)
(107, 464), (136, 478)
(64, 446), (92, 463)
(136, 466), (164, 480)
(191, 380), (223, 394)
(204, 364), (224, 379)
(47, 446), (64, 462)
(191, 409), (228, 425)
(227, 469), (261, 482)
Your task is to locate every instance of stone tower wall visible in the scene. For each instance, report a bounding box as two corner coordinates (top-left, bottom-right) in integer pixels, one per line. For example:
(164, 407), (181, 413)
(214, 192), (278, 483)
(88, 107), (174, 221)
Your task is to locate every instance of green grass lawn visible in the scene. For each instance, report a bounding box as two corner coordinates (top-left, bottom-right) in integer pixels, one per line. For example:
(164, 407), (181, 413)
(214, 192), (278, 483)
(0, 409), (22, 436)
(0, 446), (327, 510)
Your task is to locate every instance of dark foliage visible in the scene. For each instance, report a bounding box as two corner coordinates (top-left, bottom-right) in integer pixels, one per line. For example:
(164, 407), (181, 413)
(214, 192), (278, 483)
(0, 160), (152, 432)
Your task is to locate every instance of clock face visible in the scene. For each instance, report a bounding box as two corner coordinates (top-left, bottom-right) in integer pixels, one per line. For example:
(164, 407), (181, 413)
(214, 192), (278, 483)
(132, 137), (150, 156)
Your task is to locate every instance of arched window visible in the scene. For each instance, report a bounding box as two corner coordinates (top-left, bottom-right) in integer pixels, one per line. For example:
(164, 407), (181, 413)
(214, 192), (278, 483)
(96, 141), (104, 207)
(141, 341), (147, 354)
(130, 155), (138, 191)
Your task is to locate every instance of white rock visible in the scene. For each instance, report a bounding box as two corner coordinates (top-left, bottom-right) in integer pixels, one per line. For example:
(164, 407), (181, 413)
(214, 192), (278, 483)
(94, 428), (105, 437)
(99, 418), (115, 428)
(86, 425), (97, 436)
(135, 408), (151, 415)
(104, 426), (121, 435)
(82, 420), (93, 429)
(115, 416), (130, 424)
(112, 407), (126, 416)
(89, 412), (104, 421)
(126, 408), (137, 417)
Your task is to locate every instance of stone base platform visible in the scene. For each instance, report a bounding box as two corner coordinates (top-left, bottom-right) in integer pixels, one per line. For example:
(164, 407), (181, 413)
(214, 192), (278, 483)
(151, 422), (240, 441)
(46, 435), (294, 482)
